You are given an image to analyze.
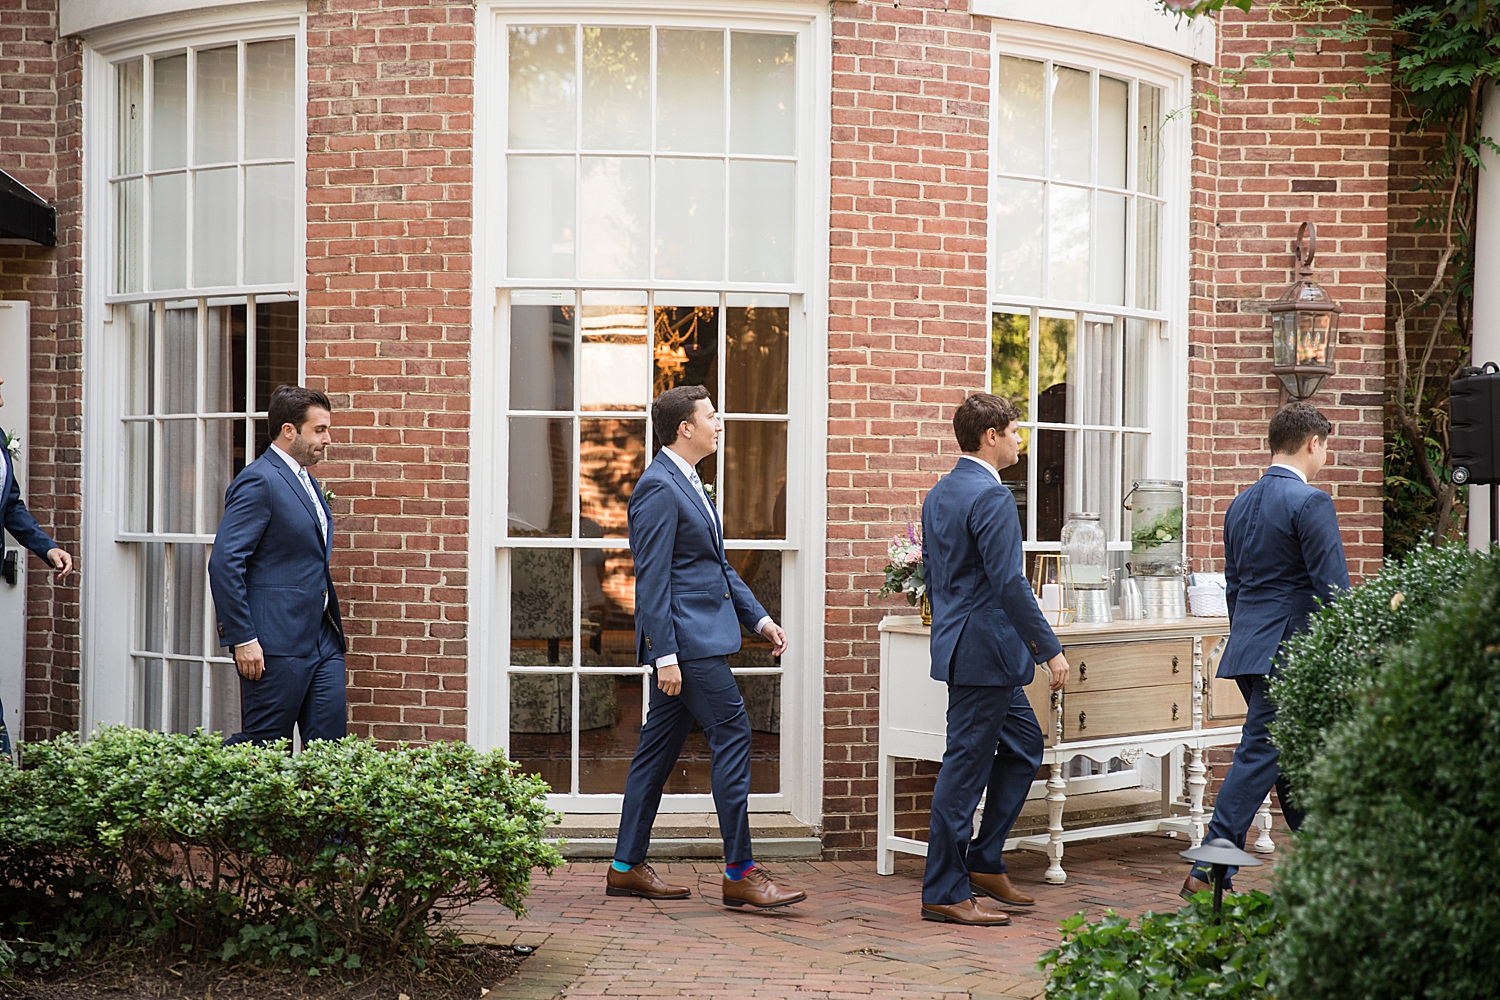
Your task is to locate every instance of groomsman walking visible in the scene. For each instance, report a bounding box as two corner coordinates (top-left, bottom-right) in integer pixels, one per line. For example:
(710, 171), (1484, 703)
(920, 393), (1070, 926)
(209, 385), (347, 746)
(1182, 402), (1349, 897)
(608, 384), (806, 910)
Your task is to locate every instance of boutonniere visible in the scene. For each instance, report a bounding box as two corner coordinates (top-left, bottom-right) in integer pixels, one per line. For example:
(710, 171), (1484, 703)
(702, 482), (717, 504)
(4, 432), (18, 460)
(320, 484), (337, 505)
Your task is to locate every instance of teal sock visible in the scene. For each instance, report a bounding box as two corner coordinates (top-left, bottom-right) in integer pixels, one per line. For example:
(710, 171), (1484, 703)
(725, 860), (754, 881)
(611, 860), (633, 872)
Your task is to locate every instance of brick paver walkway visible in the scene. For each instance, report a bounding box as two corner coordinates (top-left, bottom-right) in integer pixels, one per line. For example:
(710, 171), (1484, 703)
(460, 832), (1283, 1000)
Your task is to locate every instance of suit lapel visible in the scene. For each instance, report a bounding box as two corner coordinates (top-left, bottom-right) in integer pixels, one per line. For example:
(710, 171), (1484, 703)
(658, 454), (723, 554)
(269, 454), (327, 551)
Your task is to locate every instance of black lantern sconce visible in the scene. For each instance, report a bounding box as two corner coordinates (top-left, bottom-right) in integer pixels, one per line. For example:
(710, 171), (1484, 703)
(1267, 221), (1340, 401)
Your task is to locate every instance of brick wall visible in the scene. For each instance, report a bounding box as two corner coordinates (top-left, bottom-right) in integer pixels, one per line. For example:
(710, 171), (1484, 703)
(822, 0), (993, 857)
(0, 0), (82, 741)
(304, 0), (475, 744)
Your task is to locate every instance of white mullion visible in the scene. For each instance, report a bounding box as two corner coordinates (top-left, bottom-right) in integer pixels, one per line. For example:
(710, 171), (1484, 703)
(152, 301), (166, 533)
(571, 300), (581, 539)
(1040, 61), (1052, 300)
(721, 28), (731, 284)
(649, 28), (658, 282)
(1087, 72), (1099, 307)
(1125, 79), (1139, 311)
(246, 296), (258, 458)
(237, 40), (247, 288)
(142, 57), (155, 293)
(1112, 428), (1125, 542)
(186, 47), (198, 291)
(716, 292), (726, 507)
(161, 543), (175, 731)
(1026, 307), (1039, 542)
(570, 655), (581, 796)
(573, 25), (582, 283)
(195, 298), (207, 534)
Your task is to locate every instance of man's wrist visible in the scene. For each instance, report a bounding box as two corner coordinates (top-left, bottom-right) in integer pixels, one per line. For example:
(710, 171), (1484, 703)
(654, 653), (678, 668)
(755, 616), (773, 635)
(236, 639), (259, 651)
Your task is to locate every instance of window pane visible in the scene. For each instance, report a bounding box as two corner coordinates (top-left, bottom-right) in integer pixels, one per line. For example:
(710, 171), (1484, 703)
(512, 549), (575, 664)
(1075, 430), (1116, 529)
(509, 302), (574, 411)
(725, 304), (788, 414)
(1047, 185), (1089, 303)
(728, 159), (794, 283)
(1136, 199), (1161, 310)
(194, 166), (237, 287)
(1123, 432), (1149, 540)
(737, 672), (781, 793)
(1096, 192), (1126, 306)
(205, 419), (239, 531)
(726, 550), (780, 665)
(1050, 66), (1090, 183)
(995, 56), (1044, 176)
(1002, 430), (1030, 539)
(508, 416), (572, 536)
(1037, 314), (1074, 424)
(208, 661), (241, 736)
(730, 32), (795, 156)
(205, 302), (245, 413)
(1137, 84), (1163, 196)
(652, 304), (718, 401)
(115, 178), (143, 294)
(581, 295), (649, 411)
(1099, 76), (1129, 190)
(656, 29), (724, 153)
(196, 46), (238, 165)
(162, 303), (197, 414)
(723, 419), (786, 539)
(162, 419), (197, 534)
(1034, 427), (1068, 541)
(509, 672), (573, 793)
(579, 156), (649, 279)
(580, 417), (645, 538)
(171, 544), (207, 655)
(254, 300), (300, 412)
(117, 59), (143, 174)
(125, 421), (153, 532)
(124, 302), (153, 415)
(582, 27), (649, 150)
(1079, 317), (1120, 427)
(581, 549), (636, 667)
(245, 163), (294, 284)
(246, 39), (295, 160)
(135, 658), (165, 731)
(141, 542), (167, 651)
(1124, 317), (1150, 428)
(990, 311), (1030, 421)
(654, 158), (723, 281)
(150, 172), (187, 290)
(508, 26), (576, 150)
(578, 673), (642, 793)
(508, 155), (575, 278)
(992, 178), (1042, 298)
(152, 54), (187, 170)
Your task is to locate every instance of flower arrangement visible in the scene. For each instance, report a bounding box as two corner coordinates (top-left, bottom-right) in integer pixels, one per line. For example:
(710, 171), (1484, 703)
(4, 431), (18, 460)
(879, 519), (925, 607)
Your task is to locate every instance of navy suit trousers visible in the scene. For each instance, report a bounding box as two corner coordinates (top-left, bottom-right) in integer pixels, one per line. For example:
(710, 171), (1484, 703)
(615, 655), (753, 866)
(226, 616), (347, 746)
(923, 683), (1044, 905)
(1189, 675), (1304, 887)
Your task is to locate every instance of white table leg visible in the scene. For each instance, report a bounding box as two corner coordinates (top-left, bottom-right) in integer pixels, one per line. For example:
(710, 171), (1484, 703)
(877, 752), (896, 875)
(1253, 793), (1276, 853)
(1044, 761), (1067, 884)
(1186, 746), (1208, 847)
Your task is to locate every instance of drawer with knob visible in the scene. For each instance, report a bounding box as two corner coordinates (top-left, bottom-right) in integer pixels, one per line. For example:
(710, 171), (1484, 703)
(1062, 640), (1193, 693)
(1061, 682), (1194, 740)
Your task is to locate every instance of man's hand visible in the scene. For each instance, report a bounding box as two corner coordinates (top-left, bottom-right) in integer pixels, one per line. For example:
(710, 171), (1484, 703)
(44, 548), (73, 583)
(235, 639), (266, 681)
(1046, 651), (1070, 693)
(760, 620), (788, 657)
(656, 662), (682, 696)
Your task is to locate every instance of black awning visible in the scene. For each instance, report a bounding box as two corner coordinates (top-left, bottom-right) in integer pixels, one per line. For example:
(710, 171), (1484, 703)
(0, 170), (56, 247)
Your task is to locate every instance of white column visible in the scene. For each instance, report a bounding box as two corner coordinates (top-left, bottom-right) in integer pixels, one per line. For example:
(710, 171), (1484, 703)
(1467, 82), (1500, 549)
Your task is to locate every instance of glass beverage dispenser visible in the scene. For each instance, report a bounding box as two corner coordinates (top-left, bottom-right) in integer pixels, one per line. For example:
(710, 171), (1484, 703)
(1061, 513), (1111, 623)
(1124, 479), (1187, 619)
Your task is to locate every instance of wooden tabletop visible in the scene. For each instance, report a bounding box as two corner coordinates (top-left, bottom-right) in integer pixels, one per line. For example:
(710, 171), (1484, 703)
(878, 614), (1230, 640)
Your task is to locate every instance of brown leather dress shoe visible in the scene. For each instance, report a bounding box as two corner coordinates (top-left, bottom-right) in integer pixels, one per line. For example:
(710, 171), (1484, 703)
(968, 871), (1035, 907)
(1180, 873), (1213, 902)
(921, 897), (1011, 926)
(722, 866), (807, 909)
(606, 863), (691, 900)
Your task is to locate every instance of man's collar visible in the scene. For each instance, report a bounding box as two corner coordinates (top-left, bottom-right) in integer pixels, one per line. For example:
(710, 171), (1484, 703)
(1268, 462), (1308, 484)
(959, 454), (1002, 484)
(659, 446), (698, 480)
(270, 443), (303, 474)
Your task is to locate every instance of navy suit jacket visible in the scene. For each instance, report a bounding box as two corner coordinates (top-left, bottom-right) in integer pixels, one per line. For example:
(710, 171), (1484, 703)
(1217, 466), (1349, 678)
(0, 429), (58, 566)
(922, 458), (1062, 687)
(208, 451), (345, 657)
(629, 451), (767, 665)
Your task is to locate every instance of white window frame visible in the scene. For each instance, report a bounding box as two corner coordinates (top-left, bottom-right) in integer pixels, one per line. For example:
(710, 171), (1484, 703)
(79, 4), (308, 737)
(471, 1), (831, 825)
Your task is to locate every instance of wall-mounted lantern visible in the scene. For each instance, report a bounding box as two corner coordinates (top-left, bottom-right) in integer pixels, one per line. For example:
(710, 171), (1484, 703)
(1267, 221), (1340, 400)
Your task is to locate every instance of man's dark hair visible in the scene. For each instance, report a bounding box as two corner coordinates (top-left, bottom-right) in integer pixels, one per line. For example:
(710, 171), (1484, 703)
(953, 393), (1022, 452)
(1268, 401), (1332, 456)
(652, 384), (711, 448)
(268, 385), (333, 438)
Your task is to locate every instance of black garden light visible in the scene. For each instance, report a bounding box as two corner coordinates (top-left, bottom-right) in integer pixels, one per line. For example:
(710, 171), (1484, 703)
(1267, 221), (1341, 401)
(1179, 837), (1263, 920)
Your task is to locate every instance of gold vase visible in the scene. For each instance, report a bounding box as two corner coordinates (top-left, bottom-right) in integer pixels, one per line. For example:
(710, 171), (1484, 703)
(920, 593), (932, 626)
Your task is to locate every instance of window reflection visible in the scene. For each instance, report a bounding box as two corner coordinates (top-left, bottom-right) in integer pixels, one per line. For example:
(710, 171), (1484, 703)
(509, 416), (572, 536)
(511, 303), (574, 411)
(580, 418), (645, 537)
(723, 420), (786, 539)
(581, 549), (637, 667)
(511, 548), (574, 665)
(653, 304), (718, 400)
(509, 672), (575, 793)
(726, 305), (789, 413)
(726, 550), (780, 666)
(581, 295), (648, 411)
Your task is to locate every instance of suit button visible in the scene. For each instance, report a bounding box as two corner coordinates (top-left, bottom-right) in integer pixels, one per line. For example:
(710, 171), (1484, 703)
(724, 593), (730, 599)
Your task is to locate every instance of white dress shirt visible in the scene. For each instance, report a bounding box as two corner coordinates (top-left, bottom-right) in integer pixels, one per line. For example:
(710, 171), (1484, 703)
(651, 446), (772, 670)
(960, 453), (1002, 484)
(1270, 462), (1309, 484)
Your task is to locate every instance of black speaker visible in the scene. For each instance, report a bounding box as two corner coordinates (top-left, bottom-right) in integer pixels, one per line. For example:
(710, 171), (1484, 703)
(1451, 362), (1500, 486)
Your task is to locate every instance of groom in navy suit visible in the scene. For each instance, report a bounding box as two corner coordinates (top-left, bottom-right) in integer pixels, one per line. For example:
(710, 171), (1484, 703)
(608, 384), (806, 910)
(209, 385), (346, 745)
(920, 393), (1070, 926)
(1182, 402), (1349, 897)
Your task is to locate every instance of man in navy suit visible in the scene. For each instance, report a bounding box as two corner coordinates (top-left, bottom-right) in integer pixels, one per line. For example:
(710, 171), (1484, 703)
(208, 385), (346, 746)
(920, 393), (1070, 926)
(1, 375), (74, 758)
(608, 384), (806, 910)
(1182, 402), (1349, 897)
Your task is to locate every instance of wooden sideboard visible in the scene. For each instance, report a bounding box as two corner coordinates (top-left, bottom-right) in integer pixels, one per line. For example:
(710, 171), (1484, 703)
(876, 615), (1275, 883)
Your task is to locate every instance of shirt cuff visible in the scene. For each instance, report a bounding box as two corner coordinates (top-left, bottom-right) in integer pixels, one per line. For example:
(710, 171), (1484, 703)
(654, 654), (679, 668)
(755, 616), (773, 635)
(236, 639), (258, 650)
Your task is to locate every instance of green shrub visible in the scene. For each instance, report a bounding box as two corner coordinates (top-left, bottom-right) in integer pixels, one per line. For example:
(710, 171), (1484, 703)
(0, 730), (562, 971)
(1271, 552), (1500, 1000)
(1270, 543), (1489, 800)
(1039, 891), (1282, 1000)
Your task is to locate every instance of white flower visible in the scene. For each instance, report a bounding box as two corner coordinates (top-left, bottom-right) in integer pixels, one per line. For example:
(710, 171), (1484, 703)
(4, 432), (18, 459)
(702, 482), (716, 503)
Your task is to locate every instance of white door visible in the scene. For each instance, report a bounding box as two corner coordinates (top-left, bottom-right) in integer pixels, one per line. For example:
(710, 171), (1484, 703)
(0, 299), (31, 757)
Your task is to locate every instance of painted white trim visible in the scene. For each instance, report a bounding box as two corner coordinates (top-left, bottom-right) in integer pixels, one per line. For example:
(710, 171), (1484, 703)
(64, 1), (304, 47)
(1469, 80), (1500, 548)
(976, 0), (1216, 66)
